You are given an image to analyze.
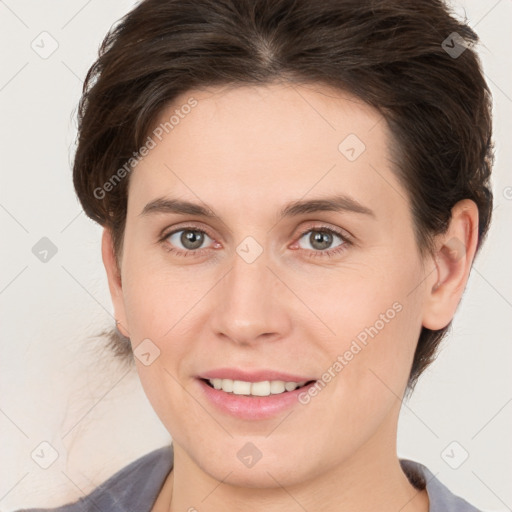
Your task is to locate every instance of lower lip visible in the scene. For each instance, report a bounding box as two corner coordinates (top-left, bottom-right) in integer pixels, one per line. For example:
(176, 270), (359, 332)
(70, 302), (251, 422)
(196, 378), (317, 420)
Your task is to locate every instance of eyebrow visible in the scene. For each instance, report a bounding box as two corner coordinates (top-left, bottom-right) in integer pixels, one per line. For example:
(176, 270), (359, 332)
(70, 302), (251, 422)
(139, 194), (376, 220)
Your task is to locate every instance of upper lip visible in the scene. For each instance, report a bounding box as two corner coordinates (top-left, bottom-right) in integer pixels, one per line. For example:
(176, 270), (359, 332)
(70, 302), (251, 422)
(198, 368), (317, 383)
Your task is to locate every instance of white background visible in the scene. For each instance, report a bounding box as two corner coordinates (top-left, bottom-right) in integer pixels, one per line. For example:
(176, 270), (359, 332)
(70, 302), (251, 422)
(0, 0), (511, 510)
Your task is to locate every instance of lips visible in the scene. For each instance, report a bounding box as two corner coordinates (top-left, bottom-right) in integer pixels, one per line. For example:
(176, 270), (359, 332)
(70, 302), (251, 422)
(198, 368), (317, 383)
(196, 377), (319, 420)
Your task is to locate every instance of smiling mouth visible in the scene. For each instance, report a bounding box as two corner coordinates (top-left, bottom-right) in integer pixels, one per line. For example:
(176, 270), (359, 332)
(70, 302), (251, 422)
(200, 378), (316, 396)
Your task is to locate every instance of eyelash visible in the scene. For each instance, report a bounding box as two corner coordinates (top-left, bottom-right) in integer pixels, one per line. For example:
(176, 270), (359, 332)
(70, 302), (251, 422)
(159, 224), (352, 259)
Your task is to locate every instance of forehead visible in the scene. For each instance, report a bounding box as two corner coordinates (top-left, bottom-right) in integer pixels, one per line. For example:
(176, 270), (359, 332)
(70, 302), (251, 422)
(128, 82), (406, 224)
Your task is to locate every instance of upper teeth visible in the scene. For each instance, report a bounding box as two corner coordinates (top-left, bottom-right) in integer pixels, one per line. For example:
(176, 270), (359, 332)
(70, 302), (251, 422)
(208, 379), (308, 396)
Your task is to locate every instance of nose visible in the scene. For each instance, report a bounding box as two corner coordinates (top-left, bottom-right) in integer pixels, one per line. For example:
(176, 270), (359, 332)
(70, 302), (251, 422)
(208, 249), (293, 347)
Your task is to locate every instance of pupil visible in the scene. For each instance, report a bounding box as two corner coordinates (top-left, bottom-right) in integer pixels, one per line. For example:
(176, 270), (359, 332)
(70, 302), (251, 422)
(311, 231), (332, 250)
(182, 230), (204, 250)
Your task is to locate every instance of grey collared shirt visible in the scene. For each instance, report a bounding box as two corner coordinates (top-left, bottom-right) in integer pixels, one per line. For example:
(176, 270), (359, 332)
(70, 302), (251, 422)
(17, 444), (482, 512)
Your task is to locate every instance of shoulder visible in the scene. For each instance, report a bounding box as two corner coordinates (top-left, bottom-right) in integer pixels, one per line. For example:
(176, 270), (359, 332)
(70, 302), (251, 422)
(16, 444), (174, 512)
(400, 458), (483, 512)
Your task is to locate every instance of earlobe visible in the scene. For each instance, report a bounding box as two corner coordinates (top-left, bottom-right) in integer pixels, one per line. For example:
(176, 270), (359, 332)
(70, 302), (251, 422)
(101, 227), (130, 338)
(422, 199), (479, 330)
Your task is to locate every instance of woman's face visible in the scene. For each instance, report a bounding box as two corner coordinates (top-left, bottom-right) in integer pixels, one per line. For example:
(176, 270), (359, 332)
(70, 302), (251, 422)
(106, 83), (438, 486)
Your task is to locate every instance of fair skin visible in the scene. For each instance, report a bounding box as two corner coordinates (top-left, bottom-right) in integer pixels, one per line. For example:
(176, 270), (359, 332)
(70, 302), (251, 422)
(101, 82), (478, 512)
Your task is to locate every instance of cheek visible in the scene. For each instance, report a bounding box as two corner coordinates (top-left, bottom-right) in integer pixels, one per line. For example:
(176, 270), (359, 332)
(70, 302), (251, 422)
(313, 293), (423, 451)
(311, 251), (424, 399)
(337, 298), (421, 388)
(131, 360), (187, 444)
(121, 250), (207, 340)
(307, 251), (422, 348)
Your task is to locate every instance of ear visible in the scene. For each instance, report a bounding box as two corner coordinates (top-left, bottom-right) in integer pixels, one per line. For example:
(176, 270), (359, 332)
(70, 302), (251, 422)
(422, 199), (479, 330)
(101, 227), (130, 338)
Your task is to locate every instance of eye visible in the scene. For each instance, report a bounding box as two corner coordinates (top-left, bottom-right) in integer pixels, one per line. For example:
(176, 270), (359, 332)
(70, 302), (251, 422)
(162, 227), (214, 255)
(159, 224), (352, 259)
(295, 226), (350, 257)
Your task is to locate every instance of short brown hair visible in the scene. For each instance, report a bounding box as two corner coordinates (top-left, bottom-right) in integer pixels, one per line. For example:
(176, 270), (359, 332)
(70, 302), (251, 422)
(73, 0), (494, 391)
